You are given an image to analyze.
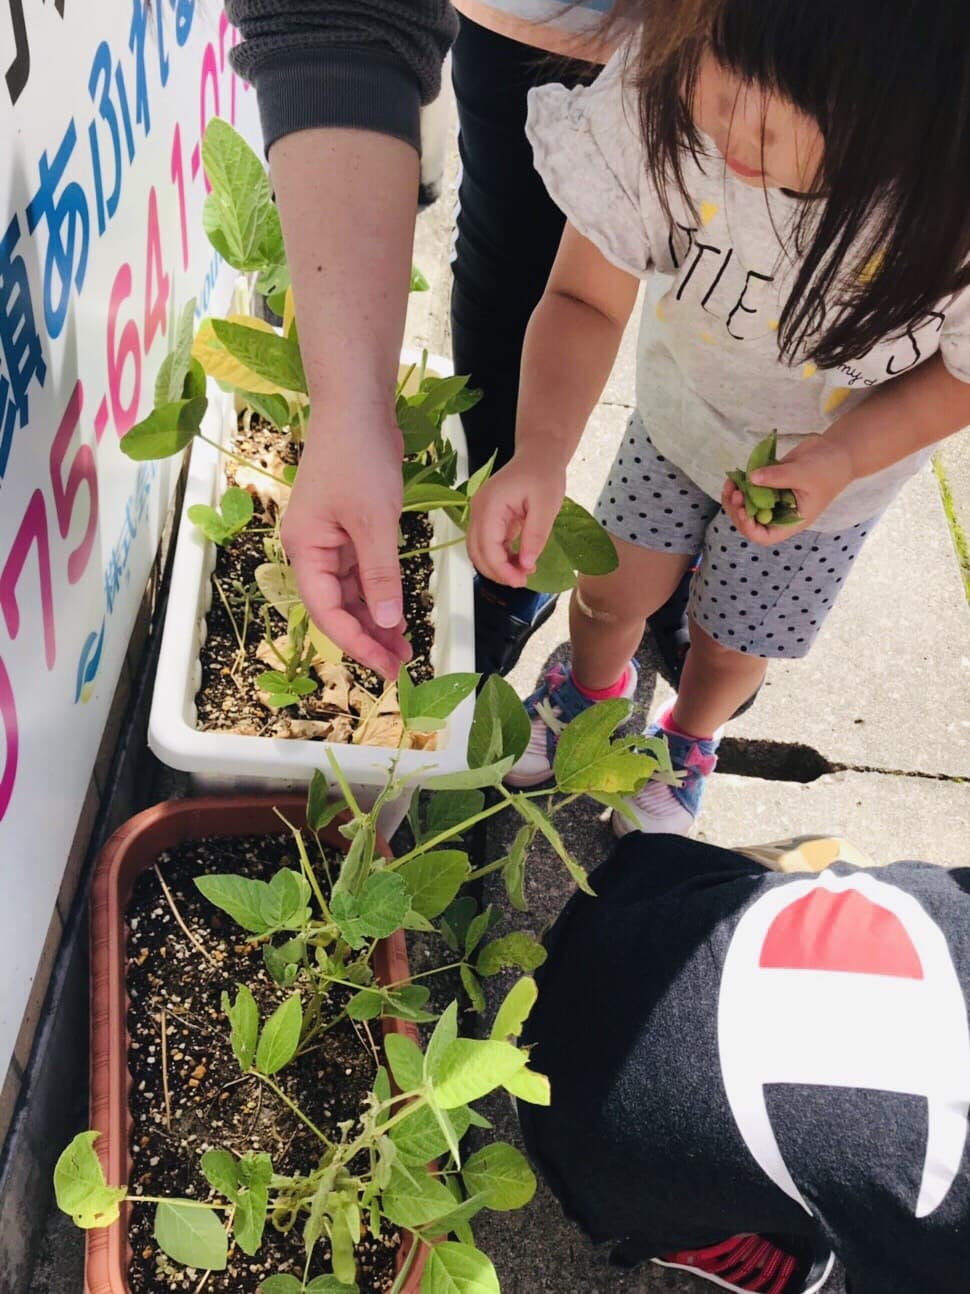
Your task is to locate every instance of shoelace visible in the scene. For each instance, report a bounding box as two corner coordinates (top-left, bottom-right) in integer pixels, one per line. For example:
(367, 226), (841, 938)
(663, 1234), (797, 1294)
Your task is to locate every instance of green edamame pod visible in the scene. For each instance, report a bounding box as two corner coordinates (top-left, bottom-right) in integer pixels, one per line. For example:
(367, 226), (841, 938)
(747, 482), (780, 510)
(780, 489), (798, 508)
(743, 487), (759, 518)
(755, 508), (774, 525)
(745, 430), (778, 475)
(727, 469), (747, 490)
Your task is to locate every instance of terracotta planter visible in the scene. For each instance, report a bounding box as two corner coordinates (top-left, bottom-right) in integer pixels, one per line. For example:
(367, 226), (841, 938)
(86, 796), (427, 1294)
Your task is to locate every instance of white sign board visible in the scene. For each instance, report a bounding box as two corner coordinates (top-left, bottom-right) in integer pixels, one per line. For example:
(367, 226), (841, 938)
(0, 0), (259, 1077)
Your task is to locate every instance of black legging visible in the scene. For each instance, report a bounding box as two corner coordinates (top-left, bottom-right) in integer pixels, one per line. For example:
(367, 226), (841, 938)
(450, 15), (598, 474)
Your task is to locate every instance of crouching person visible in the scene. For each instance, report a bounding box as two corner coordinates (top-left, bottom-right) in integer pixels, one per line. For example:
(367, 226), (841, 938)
(518, 834), (970, 1294)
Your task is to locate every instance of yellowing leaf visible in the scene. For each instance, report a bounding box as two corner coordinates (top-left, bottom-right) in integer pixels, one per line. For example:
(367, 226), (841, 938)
(282, 287), (296, 339)
(193, 315), (283, 394)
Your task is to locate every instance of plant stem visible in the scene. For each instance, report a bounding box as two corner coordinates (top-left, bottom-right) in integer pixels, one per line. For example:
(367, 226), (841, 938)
(326, 749), (364, 819)
(153, 864), (217, 967)
(388, 1233), (424, 1294)
(256, 1074), (334, 1149)
(466, 855), (511, 882)
(389, 800), (511, 869)
(159, 1010), (172, 1130)
(398, 534), (466, 562)
(126, 1195), (231, 1211)
(274, 809), (330, 919)
(213, 577), (247, 676)
(198, 432), (291, 488)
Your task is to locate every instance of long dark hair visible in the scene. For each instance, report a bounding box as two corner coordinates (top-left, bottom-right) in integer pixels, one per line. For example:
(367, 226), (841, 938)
(607, 0), (970, 367)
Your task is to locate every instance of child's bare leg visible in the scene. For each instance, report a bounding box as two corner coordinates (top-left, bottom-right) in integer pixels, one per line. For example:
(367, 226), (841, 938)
(570, 536), (694, 689)
(672, 618), (768, 736)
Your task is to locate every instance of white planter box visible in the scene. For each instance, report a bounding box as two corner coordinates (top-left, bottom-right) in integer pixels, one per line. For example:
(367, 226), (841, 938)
(149, 351), (476, 831)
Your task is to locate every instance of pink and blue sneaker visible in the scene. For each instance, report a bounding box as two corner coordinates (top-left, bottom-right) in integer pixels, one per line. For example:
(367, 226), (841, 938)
(504, 661), (639, 788)
(612, 702), (721, 837)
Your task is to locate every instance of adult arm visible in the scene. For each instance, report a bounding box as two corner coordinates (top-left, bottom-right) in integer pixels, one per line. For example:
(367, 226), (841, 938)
(225, 1), (457, 678)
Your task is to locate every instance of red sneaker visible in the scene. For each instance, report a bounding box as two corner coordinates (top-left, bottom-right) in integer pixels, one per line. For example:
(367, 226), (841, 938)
(652, 1233), (835, 1293)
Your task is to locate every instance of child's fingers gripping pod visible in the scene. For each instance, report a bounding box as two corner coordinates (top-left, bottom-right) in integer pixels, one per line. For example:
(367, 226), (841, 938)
(733, 430), (804, 527)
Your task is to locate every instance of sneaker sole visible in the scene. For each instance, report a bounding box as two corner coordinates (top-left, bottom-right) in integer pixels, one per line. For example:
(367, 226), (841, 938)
(504, 767), (555, 789)
(651, 1249), (835, 1294)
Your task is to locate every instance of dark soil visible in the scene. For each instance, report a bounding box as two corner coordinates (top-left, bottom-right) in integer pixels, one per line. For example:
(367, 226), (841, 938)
(125, 831), (402, 1292)
(196, 416), (435, 738)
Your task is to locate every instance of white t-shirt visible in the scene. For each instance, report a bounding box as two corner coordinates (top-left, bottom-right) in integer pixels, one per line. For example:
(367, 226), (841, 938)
(526, 52), (970, 530)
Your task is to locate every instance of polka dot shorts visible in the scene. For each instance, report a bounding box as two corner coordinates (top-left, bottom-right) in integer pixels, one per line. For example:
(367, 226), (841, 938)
(595, 413), (877, 659)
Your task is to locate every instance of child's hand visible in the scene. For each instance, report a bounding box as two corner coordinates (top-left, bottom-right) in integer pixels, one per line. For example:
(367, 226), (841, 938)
(722, 435), (855, 543)
(468, 451), (566, 587)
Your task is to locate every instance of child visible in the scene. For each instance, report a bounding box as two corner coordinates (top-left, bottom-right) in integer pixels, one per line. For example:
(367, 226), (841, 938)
(468, 0), (970, 836)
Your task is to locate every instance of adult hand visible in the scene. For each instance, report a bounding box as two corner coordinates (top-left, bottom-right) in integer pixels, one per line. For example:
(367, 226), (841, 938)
(281, 416), (411, 680)
(468, 450), (565, 586)
(721, 435), (855, 545)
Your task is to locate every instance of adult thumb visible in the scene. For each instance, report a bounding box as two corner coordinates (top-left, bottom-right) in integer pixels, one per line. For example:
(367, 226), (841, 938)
(355, 520), (404, 629)
(749, 464), (792, 488)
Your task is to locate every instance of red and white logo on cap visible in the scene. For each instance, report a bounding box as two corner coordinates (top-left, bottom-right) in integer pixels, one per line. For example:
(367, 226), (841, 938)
(718, 871), (970, 1219)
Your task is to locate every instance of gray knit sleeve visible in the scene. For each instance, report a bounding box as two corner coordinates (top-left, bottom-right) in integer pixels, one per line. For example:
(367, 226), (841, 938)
(225, 1), (458, 154)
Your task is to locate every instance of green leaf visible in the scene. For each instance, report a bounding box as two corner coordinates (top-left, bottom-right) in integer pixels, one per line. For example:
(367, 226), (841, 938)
(424, 1001), (459, 1083)
(345, 988), (383, 1021)
(424, 790), (486, 843)
(490, 977), (538, 1043)
(53, 1132), (127, 1229)
(502, 1065), (551, 1106)
(241, 390), (291, 429)
(262, 869), (312, 929)
(410, 264), (430, 292)
(255, 993), (303, 1075)
(211, 318), (307, 393)
(477, 933), (546, 978)
(383, 1033), (424, 1092)
(307, 1277), (359, 1293)
(307, 770), (346, 831)
(424, 758), (515, 791)
(462, 1143), (536, 1211)
(400, 673), (479, 733)
(200, 1149), (239, 1203)
(263, 939), (302, 987)
(437, 897), (480, 955)
(432, 1040), (527, 1110)
(460, 963), (485, 1013)
(155, 297), (198, 404)
(402, 482), (469, 511)
(187, 504), (231, 547)
(154, 1201), (228, 1271)
(462, 452), (495, 501)
(552, 497), (619, 575)
(257, 671), (317, 698)
(331, 870), (410, 948)
(467, 675), (530, 769)
(234, 1152), (272, 1255)
(201, 118), (285, 272)
(120, 395), (207, 461)
(259, 1278), (302, 1294)
(383, 1166), (461, 1229)
(220, 485), (254, 531)
(502, 825), (533, 913)
(183, 356), (207, 400)
(399, 850), (470, 919)
(420, 1241), (500, 1294)
(513, 797), (593, 897)
(553, 699), (661, 795)
(417, 374), (475, 418)
(383, 985), (435, 1023)
(222, 986), (259, 1073)
(390, 1105), (472, 1166)
(196, 874), (271, 934)
(463, 908), (495, 958)
(524, 531), (577, 594)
